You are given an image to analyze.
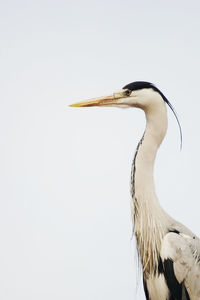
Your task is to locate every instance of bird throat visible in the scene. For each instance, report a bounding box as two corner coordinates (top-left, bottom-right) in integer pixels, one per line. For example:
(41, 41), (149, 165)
(130, 107), (168, 276)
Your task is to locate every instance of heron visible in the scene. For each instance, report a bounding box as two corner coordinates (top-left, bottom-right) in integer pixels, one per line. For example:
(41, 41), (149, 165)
(70, 81), (200, 299)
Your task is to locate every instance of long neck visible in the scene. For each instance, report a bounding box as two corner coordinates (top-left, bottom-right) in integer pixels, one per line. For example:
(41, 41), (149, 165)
(131, 101), (169, 275)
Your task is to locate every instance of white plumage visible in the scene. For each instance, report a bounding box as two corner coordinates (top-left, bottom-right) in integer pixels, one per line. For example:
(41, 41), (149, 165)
(160, 232), (200, 299)
(70, 81), (200, 299)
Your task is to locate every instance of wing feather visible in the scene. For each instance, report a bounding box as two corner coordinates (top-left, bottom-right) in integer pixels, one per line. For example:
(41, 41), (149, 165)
(160, 232), (200, 299)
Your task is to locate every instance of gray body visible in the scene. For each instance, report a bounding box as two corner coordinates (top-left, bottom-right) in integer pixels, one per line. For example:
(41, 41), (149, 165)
(70, 81), (200, 299)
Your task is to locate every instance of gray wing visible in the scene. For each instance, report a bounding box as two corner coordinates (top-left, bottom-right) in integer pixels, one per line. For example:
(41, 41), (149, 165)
(160, 231), (200, 299)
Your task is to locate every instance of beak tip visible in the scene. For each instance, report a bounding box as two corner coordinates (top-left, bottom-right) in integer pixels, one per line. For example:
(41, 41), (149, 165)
(69, 94), (117, 108)
(69, 102), (90, 107)
(69, 104), (79, 107)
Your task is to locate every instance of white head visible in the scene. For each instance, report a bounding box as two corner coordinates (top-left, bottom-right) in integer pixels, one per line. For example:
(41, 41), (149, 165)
(70, 81), (165, 109)
(70, 81), (182, 146)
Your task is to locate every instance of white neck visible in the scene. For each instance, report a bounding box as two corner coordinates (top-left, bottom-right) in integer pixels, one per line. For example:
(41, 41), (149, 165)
(131, 100), (169, 275)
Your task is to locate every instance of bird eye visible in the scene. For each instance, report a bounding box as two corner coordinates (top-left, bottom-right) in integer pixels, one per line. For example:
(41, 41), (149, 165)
(123, 89), (131, 97)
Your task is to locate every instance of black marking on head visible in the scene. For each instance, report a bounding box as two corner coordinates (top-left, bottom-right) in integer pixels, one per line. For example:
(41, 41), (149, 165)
(123, 81), (154, 91)
(164, 259), (190, 300)
(123, 81), (183, 149)
(143, 277), (149, 300)
(169, 229), (180, 235)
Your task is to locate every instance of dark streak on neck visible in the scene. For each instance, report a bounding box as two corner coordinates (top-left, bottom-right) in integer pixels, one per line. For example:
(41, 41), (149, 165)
(130, 132), (145, 225)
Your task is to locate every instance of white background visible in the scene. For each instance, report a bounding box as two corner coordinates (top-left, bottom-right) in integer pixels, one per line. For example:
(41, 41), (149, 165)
(1, 0), (200, 299)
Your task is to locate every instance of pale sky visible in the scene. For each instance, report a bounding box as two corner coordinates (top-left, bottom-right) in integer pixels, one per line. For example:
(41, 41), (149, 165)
(1, 1), (200, 299)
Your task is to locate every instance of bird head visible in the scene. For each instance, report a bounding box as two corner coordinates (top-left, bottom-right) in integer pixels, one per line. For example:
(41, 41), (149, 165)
(70, 81), (182, 147)
(69, 81), (162, 110)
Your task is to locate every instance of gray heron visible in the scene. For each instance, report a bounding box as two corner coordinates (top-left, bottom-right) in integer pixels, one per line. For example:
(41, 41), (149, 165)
(70, 81), (200, 299)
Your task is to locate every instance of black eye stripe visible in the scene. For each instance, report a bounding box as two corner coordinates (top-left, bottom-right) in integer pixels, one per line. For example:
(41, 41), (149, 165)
(122, 81), (182, 149)
(123, 81), (153, 91)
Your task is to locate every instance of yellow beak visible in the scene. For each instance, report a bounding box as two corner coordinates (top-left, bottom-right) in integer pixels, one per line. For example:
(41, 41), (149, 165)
(69, 94), (122, 107)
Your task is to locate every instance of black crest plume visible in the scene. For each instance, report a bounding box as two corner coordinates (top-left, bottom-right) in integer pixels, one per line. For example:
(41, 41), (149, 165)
(123, 81), (182, 149)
